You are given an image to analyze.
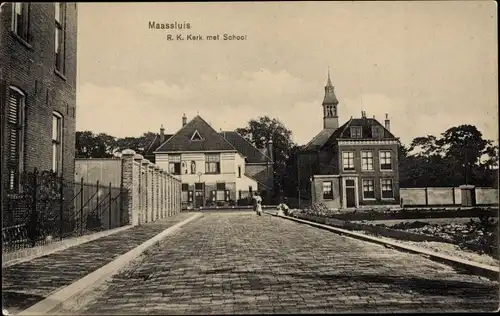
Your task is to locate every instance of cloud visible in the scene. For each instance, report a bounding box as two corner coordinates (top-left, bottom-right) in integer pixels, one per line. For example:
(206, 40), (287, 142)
(77, 68), (498, 147)
(76, 69), (320, 141)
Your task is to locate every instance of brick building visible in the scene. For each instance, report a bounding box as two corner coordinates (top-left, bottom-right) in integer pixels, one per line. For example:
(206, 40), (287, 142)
(1, 3), (78, 196)
(298, 72), (400, 209)
(151, 114), (274, 209)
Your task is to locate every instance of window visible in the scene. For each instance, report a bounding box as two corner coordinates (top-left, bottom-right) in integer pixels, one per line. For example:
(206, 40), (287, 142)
(52, 112), (63, 174)
(181, 183), (189, 191)
(324, 105), (336, 117)
(362, 179), (375, 199)
(322, 181), (333, 200)
(350, 126), (362, 138)
(238, 166), (241, 178)
(195, 183), (203, 190)
(379, 151), (392, 170)
(361, 151), (373, 171)
(55, 2), (66, 73)
(6, 87), (26, 193)
(342, 151), (355, 171)
(372, 126), (383, 139)
(168, 155), (181, 175)
(215, 183), (226, 201)
(12, 3), (29, 41)
(381, 179), (394, 199)
(205, 154), (220, 174)
(190, 130), (203, 141)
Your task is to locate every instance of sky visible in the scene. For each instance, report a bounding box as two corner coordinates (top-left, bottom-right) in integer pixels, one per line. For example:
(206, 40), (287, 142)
(76, 1), (498, 147)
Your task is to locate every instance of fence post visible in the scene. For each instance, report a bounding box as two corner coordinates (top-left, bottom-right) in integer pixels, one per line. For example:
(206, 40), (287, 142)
(109, 182), (112, 229)
(29, 168), (39, 247)
(80, 177), (84, 235)
(96, 180), (100, 229)
(424, 187), (428, 206)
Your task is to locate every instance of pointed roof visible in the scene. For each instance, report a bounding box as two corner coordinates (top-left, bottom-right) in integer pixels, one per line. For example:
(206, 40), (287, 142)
(322, 117), (396, 148)
(323, 69), (339, 105)
(220, 131), (272, 164)
(155, 115), (237, 152)
(327, 67), (333, 87)
(302, 129), (337, 151)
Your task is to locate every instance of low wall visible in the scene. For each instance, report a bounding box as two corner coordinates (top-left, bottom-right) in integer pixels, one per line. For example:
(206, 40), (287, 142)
(400, 187), (497, 206)
(475, 187), (499, 205)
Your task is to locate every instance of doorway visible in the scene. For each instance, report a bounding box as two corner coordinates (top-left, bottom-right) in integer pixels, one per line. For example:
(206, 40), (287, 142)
(343, 178), (358, 208)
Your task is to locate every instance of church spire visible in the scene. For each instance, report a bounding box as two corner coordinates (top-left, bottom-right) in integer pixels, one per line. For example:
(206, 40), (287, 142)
(322, 68), (339, 130)
(327, 67), (332, 87)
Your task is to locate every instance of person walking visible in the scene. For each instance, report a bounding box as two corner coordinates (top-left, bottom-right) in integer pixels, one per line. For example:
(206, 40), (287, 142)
(252, 192), (263, 216)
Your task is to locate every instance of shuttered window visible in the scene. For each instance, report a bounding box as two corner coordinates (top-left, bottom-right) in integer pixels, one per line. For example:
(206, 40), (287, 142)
(7, 87), (26, 193)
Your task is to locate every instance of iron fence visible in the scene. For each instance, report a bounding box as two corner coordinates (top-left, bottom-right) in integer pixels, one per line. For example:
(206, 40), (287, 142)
(2, 168), (128, 253)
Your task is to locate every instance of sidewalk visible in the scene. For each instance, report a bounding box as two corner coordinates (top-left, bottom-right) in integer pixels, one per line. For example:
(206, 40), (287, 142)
(2, 212), (198, 315)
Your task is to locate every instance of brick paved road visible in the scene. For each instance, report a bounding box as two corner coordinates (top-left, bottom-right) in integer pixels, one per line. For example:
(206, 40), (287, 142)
(1, 212), (196, 314)
(65, 212), (498, 314)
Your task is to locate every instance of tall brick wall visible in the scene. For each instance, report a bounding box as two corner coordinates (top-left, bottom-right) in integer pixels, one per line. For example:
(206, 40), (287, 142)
(1, 3), (78, 190)
(118, 150), (182, 225)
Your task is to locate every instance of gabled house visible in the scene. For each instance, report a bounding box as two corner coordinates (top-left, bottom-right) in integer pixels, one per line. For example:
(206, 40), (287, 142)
(153, 114), (274, 209)
(299, 72), (400, 209)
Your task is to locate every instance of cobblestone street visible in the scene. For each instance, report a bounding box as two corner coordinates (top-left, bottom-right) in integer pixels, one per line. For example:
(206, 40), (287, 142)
(65, 212), (498, 314)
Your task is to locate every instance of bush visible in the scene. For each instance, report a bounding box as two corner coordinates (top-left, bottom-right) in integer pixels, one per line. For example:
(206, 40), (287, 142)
(456, 216), (499, 259)
(300, 202), (341, 218)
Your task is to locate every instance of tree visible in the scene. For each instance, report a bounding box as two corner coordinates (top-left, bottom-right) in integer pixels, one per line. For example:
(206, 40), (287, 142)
(400, 125), (498, 187)
(115, 132), (158, 154)
(75, 131), (117, 158)
(236, 116), (296, 200)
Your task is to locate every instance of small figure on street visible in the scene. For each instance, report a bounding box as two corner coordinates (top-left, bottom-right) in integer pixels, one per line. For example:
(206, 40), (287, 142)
(252, 192), (263, 216)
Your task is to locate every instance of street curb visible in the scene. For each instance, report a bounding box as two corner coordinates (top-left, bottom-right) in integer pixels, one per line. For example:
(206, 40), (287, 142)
(2, 225), (133, 268)
(15, 213), (204, 316)
(267, 212), (500, 281)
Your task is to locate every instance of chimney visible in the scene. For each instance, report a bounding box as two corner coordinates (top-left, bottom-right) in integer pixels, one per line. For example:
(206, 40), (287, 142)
(267, 140), (274, 162)
(159, 125), (165, 143)
(385, 113), (391, 131)
(182, 113), (187, 127)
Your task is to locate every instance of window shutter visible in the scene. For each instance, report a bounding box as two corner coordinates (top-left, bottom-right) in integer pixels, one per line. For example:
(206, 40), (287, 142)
(7, 92), (20, 166)
(7, 89), (22, 191)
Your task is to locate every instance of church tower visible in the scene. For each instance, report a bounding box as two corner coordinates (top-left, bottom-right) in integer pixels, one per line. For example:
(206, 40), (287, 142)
(322, 69), (339, 130)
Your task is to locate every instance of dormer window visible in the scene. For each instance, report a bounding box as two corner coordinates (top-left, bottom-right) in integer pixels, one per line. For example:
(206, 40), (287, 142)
(372, 126), (384, 139)
(350, 126), (362, 138)
(190, 130), (203, 141)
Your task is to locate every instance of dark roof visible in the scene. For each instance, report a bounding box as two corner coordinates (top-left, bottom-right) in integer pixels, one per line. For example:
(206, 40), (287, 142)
(322, 117), (396, 148)
(155, 115), (237, 152)
(220, 131), (272, 164)
(302, 129), (337, 151)
(143, 133), (173, 157)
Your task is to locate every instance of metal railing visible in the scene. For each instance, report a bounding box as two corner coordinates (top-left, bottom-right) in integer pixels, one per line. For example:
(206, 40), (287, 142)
(2, 168), (128, 253)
